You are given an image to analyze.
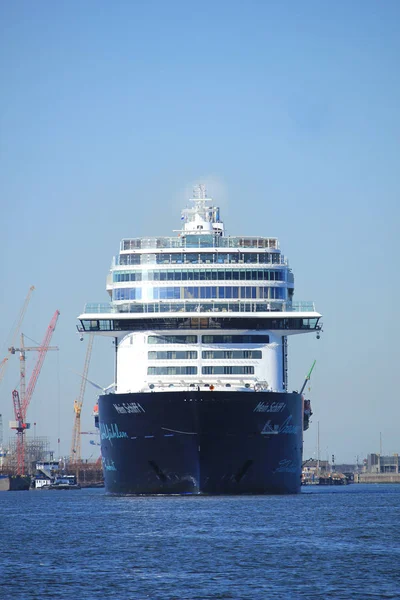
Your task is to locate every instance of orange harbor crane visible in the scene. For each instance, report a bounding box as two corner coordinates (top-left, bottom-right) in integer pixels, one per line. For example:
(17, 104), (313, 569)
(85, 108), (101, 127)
(10, 310), (60, 475)
(0, 286), (35, 388)
(70, 334), (94, 465)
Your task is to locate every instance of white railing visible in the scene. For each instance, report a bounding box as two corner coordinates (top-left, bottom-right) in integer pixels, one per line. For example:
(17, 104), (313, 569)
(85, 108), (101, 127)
(82, 300), (316, 315)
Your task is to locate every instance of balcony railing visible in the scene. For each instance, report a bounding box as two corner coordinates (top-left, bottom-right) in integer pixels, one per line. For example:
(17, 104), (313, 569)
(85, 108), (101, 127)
(113, 253), (288, 267)
(120, 236), (280, 251)
(82, 300), (316, 315)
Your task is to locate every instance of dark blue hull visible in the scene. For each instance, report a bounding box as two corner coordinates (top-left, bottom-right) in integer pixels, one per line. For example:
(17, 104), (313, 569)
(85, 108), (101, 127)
(98, 390), (304, 495)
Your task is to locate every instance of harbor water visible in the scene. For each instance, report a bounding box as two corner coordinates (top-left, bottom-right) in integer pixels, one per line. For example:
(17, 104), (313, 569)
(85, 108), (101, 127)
(0, 484), (399, 599)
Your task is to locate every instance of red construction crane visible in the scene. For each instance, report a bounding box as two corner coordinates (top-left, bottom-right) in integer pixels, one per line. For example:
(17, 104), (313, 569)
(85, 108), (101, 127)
(70, 334), (94, 465)
(0, 286), (35, 387)
(10, 310), (60, 475)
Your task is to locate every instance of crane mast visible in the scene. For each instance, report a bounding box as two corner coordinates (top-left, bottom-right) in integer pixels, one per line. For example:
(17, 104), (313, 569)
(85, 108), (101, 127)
(10, 310), (60, 475)
(70, 335), (94, 465)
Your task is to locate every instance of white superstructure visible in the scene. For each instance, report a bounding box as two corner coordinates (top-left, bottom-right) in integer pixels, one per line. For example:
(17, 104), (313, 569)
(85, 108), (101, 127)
(78, 186), (322, 394)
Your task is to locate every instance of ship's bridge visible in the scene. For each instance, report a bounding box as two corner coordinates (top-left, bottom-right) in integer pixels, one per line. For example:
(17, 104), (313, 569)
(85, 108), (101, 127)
(78, 302), (322, 336)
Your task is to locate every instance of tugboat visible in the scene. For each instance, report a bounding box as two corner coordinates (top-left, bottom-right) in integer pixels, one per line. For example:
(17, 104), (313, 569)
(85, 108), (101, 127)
(45, 475), (81, 490)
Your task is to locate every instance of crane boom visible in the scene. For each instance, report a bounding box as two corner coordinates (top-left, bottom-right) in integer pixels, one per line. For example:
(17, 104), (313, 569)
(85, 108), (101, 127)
(0, 286), (34, 386)
(299, 360), (316, 396)
(70, 335), (94, 464)
(78, 334), (94, 410)
(22, 310), (60, 416)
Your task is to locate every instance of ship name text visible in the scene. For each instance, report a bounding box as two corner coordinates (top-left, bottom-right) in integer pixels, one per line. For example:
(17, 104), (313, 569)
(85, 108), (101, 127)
(102, 458), (117, 471)
(275, 459), (298, 473)
(100, 423), (129, 444)
(113, 402), (146, 414)
(254, 401), (286, 413)
(261, 416), (300, 435)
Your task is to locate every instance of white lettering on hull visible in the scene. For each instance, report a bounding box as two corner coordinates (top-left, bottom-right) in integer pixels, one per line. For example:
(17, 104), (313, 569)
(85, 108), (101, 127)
(102, 458), (117, 471)
(261, 416), (301, 435)
(113, 402), (145, 414)
(275, 459), (298, 473)
(254, 401), (286, 413)
(100, 423), (129, 445)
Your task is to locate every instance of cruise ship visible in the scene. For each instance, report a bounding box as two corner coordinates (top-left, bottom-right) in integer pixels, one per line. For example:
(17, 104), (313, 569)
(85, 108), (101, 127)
(77, 185), (322, 494)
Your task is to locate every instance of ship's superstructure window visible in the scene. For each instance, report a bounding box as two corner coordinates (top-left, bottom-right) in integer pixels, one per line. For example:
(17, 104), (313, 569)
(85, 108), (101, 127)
(202, 335), (270, 344)
(148, 351), (198, 360)
(148, 335), (197, 344)
(147, 366), (198, 375)
(113, 289), (142, 301)
(81, 317), (320, 332)
(202, 366), (255, 375)
(113, 287), (286, 301)
(202, 350), (262, 359)
(113, 269), (286, 282)
(118, 252), (284, 266)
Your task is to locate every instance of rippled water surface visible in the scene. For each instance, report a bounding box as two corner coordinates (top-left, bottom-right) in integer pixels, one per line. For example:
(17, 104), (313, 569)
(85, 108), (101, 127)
(1, 484), (399, 599)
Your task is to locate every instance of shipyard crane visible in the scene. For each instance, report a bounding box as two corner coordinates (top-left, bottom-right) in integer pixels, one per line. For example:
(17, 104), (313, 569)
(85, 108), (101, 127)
(0, 286), (35, 387)
(70, 335), (94, 465)
(10, 310), (60, 475)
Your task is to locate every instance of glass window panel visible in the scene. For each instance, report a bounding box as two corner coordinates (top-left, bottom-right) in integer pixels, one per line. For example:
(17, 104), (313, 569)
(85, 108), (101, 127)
(201, 335), (269, 344)
(147, 366), (198, 375)
(148, 351), (198, 359)
(201, 366), (255, 375)
(148, 335), (197, 344)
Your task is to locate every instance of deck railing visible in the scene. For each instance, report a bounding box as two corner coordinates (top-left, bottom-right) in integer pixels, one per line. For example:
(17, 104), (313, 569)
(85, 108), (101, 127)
(120, 236), (280, 251)
(82, 300), (316, 315)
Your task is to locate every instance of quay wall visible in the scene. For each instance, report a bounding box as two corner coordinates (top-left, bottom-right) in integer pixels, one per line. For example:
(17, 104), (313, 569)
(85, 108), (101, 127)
(355, 473), (400, 484)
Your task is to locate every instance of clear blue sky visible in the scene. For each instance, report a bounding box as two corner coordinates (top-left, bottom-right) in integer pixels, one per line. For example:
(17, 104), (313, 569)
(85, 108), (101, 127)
(1, 1), (399, 463)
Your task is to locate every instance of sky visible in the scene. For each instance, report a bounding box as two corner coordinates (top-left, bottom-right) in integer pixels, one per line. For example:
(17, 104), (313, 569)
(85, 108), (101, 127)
(0, 0), (399, 464)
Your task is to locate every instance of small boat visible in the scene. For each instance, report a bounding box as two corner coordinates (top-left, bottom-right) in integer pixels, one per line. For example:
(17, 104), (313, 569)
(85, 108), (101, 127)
(44, 475), (81, 490)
